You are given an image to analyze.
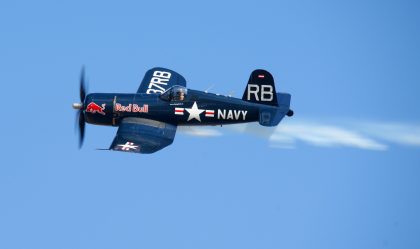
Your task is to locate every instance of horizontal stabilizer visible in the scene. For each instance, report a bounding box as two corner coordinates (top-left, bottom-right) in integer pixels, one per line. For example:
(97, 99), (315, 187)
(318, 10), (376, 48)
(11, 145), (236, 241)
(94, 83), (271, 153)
(259, 93), (292, 126)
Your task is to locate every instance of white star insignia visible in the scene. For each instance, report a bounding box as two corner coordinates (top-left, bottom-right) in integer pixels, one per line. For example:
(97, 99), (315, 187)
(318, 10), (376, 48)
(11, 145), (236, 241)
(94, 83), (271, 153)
(185, 101), (204, 122)
(117, 142), (138, 151)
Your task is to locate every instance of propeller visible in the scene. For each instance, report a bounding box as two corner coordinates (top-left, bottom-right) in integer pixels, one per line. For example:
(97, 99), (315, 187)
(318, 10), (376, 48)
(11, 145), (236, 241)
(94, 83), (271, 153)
(80, 67), (86, 103)
(73, 66), (88, 148)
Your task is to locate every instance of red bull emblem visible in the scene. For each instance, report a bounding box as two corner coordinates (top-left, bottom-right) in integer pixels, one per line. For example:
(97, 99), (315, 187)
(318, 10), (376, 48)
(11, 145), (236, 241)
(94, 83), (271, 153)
(86, 102), (106, 115)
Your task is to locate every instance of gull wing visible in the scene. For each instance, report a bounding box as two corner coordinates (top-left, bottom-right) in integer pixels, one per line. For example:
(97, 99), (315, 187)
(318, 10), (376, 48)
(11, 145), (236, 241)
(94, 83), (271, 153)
(110, 117), (177, 154)
(137, 67), (186, 94)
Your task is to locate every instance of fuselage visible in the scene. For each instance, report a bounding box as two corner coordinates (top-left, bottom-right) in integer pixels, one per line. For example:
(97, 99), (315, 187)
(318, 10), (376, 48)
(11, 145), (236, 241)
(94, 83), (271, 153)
(84, 89), (272, 127)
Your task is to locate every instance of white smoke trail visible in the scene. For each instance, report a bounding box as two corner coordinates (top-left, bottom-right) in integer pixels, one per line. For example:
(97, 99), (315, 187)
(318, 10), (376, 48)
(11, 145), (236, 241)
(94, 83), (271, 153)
(179, 118), (420, 151)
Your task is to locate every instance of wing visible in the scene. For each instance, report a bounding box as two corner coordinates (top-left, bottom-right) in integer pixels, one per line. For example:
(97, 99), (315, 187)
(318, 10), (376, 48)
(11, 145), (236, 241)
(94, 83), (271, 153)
(110, 117), (177, 154)
(137, 67), (187, 94)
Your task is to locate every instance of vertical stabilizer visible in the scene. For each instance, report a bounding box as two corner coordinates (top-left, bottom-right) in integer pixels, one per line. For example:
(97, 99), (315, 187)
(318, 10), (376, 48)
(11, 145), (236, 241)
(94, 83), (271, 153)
(242, 69), (278, 106)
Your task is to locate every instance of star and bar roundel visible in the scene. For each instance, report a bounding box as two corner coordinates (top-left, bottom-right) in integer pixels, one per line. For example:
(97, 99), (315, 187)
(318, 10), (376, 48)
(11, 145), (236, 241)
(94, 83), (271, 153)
(174, 101), (214, 122)
(174, 101), (247, 122)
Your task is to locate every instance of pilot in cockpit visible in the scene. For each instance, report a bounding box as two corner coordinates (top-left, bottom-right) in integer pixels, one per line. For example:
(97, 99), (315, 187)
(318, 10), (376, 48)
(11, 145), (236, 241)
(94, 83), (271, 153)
(178, 91), (185, 101)
(164, 86), (187, 102)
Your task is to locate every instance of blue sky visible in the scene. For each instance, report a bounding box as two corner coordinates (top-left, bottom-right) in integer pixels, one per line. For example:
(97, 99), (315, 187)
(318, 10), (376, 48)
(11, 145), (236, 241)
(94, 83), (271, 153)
(1, 0), (419, 248)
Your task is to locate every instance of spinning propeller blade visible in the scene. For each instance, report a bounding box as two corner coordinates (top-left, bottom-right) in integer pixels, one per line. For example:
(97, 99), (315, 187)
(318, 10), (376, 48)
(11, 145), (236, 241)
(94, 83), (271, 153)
(73, 66), (88, 148)
(80, 66), (86, 103)
(78, 110), (85, 148)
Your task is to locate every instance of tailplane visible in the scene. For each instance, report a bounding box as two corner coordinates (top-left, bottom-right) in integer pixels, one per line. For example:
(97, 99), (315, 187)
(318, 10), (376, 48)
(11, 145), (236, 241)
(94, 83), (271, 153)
(259, 93), (293, 126)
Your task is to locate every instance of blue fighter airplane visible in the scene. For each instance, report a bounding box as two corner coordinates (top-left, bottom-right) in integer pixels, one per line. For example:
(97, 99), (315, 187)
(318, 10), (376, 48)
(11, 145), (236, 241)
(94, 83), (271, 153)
(73, 67), (293, 153)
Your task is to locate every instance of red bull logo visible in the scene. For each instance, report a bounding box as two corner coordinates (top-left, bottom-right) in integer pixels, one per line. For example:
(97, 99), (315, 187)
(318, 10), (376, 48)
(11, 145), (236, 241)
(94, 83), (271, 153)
(115, 103), (149, 113)
(86, 102), (106, 115)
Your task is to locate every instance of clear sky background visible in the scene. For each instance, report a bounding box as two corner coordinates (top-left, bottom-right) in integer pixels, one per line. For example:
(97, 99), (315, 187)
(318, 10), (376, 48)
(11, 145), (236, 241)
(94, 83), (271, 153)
(1, 0), (419, 248)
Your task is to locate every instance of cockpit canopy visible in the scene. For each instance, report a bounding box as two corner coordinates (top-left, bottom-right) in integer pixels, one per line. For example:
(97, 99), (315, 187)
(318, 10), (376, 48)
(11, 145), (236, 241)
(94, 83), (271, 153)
(160, 85), (188, 101)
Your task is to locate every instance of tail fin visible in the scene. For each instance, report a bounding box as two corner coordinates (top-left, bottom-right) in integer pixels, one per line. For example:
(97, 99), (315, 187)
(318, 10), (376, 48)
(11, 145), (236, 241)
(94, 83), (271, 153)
(242, 69), (293, 126)
(242, 69), (278, 106)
